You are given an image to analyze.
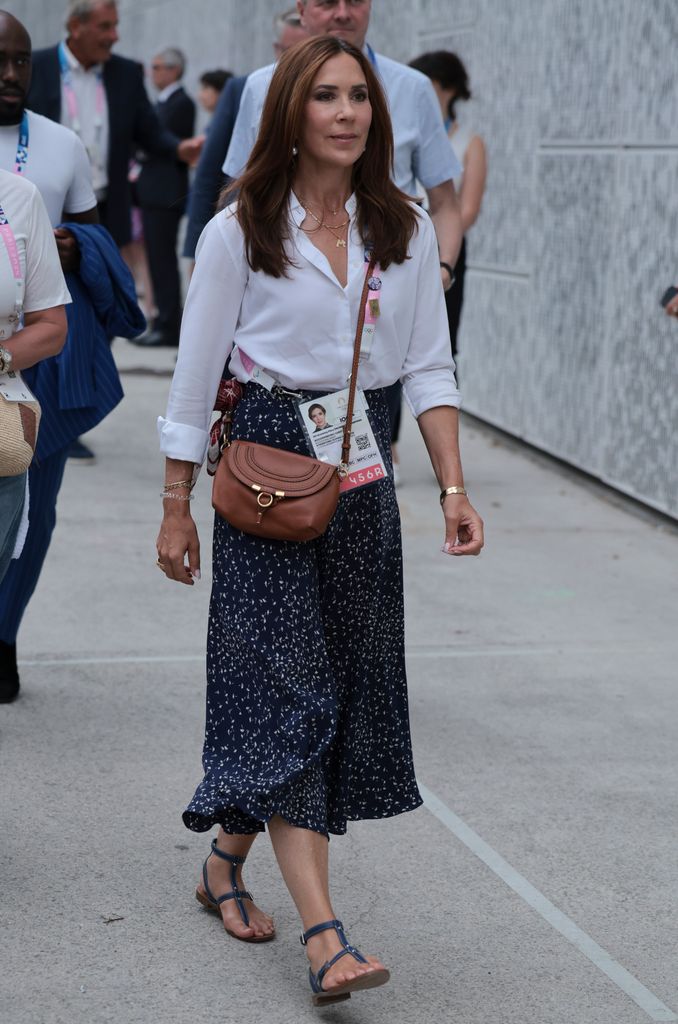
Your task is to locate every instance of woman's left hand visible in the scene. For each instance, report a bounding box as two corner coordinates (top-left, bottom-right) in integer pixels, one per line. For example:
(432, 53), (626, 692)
(441, 495), (484, 556)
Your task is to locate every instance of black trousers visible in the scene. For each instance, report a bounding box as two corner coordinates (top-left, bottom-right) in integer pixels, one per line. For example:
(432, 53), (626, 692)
(141, 206), (183, 341)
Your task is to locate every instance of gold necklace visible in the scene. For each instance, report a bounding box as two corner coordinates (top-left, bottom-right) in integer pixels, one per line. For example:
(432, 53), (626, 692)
(301, 221), (349, 248)
(303, 205), (350, 230)
(297, 194), (342, 216)
(298, 198), (350, 248)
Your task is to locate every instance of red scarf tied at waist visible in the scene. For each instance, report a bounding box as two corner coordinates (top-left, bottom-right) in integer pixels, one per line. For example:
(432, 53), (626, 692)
(206, 378), (244, 476)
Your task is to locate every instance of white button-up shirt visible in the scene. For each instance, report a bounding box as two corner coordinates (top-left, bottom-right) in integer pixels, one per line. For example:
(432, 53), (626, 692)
(158, 195), (460, 465)
(223, 47), (460, 196)
(59, 41), (109, 197)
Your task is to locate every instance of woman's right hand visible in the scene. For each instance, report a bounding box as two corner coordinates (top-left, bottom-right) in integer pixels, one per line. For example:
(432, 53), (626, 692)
(156, 509), (201, 585)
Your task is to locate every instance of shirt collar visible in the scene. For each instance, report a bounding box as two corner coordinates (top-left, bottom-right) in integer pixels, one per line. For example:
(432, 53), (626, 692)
(63, 39), (102, 75)
(290, 191), (357, 226)
(157, 81), (182, 103)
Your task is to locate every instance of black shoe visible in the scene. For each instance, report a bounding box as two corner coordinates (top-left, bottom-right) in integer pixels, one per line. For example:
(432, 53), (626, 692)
(0, 641), (19, 703)
(67, 438), (96, 463)
(130, 328), (179, 348)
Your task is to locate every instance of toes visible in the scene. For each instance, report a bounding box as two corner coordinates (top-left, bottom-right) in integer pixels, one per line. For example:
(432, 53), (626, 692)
(227, 920), (255, 938)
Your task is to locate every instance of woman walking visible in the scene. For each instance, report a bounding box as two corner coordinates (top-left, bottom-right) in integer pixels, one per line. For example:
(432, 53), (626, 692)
(157, 36), (483, 1005)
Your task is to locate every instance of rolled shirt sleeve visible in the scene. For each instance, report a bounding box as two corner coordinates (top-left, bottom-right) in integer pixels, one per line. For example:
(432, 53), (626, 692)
(157, 210), (248, 463)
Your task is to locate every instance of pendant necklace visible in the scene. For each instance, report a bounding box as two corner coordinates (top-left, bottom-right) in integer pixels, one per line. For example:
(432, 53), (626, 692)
(298, 197), (350, 248)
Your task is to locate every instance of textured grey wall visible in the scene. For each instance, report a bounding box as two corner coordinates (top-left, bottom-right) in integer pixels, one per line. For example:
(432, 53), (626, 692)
(15, 1), (678, 517)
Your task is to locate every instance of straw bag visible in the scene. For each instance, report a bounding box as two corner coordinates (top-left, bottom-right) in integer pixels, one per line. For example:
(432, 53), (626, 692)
(0, 391), (41, 477)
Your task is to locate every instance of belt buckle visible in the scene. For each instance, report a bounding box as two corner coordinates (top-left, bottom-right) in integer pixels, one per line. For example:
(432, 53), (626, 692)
(272, 384), (303, 400)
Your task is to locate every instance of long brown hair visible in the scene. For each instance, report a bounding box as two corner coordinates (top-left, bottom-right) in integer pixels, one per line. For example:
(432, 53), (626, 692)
(228, 36), (419, 277)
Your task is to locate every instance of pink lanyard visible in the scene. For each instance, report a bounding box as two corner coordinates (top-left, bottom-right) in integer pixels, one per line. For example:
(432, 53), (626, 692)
(359, 255), (382, 361)
(58, 42), (105, 140)
(0, 202), (24, 323)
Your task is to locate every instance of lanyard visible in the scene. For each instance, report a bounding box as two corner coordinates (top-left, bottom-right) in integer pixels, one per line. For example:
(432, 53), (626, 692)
(365, 43), (378, 70)
(359, 250), (382, 361)
(58, 41), (105, 139)
(15, 110), (29, 175)
(0, 202), (24, 321)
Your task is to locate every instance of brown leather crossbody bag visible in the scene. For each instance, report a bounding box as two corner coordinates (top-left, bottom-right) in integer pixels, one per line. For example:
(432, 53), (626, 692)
(212, 262), (374, 542)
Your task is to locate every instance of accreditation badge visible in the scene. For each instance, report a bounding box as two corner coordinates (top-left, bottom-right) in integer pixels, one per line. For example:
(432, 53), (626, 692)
(297, 386), (388, 493)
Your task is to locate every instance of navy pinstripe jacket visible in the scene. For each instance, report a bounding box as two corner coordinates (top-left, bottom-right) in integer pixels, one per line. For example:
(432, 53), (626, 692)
(23, 224), (145, 461)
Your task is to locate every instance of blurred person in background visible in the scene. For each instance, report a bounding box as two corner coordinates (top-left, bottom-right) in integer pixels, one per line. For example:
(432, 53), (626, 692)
(27, 0), (202, 458)
(198, 69), (233, 118)
(183, 6), (307, 262)
(132, 47), (195, 349)
(410, 50), (487, 361)
(0, 170), (69, 591)
(0, 9), (143, 703)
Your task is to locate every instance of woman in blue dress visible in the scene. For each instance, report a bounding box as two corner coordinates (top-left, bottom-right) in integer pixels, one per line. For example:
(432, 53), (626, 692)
(157, 36), (484, 1006)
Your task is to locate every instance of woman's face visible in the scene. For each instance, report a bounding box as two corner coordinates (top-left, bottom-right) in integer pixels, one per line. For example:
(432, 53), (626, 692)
(299, 53), (372, 169)
(311, 408), (327, 427)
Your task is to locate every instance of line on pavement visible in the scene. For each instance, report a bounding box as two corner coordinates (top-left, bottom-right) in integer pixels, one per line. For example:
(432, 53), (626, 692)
(419, 783), (677, 1023)
(19, 646), (641, 668)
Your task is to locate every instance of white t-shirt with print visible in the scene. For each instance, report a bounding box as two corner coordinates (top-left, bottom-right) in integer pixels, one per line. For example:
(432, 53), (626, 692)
(0, 168), (71, 344)
(0, 111), (96, 228)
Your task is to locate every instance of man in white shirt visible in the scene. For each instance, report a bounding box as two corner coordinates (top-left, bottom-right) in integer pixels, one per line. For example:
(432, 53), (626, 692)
(225, 0), (462, 292)
(0, 12), (97, 271)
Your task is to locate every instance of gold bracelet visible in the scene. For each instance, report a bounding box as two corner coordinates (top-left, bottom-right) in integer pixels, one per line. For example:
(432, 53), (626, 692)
(161, 491), (194, 501)
(440, 485), (467, 505)
(163, 478), (194, 491)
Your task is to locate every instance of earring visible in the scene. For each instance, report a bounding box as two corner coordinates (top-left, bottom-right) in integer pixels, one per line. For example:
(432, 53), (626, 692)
(292, 143), (298, 157)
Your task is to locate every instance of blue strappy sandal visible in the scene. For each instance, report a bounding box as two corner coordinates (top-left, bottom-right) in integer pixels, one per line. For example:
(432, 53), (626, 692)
(195, 838), (275, 943)
(301, 919), (390, 1006)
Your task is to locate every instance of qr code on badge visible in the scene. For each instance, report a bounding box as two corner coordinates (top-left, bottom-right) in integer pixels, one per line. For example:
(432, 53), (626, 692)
(355, 432), (370, 452)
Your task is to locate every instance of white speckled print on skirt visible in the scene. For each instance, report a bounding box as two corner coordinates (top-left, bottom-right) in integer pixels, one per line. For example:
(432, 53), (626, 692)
(182, 383), (423, 837)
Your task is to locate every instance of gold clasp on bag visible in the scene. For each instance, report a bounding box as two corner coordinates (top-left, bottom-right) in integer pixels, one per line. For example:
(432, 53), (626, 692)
(252, 484), (285, 522)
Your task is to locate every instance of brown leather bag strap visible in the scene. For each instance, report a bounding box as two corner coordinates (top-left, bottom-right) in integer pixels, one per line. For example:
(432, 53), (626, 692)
(340, 260), (375, 472)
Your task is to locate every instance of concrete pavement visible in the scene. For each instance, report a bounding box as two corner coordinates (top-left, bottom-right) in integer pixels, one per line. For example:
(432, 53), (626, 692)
(1, 339), (677, 1024)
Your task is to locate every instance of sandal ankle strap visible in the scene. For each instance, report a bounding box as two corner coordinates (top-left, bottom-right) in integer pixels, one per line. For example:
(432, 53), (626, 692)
(202, 838), (251, 928)
(209, 837), (246, 865)
(301, 918), (344, 946)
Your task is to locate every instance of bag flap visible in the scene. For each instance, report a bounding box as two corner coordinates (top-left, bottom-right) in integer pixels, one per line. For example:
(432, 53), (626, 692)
(226, 439), (337, 497)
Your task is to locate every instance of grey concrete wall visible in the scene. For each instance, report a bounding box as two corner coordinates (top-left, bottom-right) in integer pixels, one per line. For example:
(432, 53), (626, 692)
(16, 1), (678, 518)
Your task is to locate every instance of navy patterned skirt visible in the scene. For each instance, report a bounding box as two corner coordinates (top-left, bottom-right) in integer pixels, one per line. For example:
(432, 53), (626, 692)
(182, 383), (422, 837)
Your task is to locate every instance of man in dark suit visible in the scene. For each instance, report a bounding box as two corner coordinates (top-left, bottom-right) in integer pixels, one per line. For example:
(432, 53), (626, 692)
(134, 48), (195, 347)
(26, 1), (201, 250)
